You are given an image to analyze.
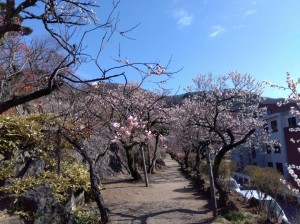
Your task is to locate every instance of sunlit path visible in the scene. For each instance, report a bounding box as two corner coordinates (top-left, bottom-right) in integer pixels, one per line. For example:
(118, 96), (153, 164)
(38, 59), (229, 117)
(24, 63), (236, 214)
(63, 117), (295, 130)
(101, 154), (213, 224)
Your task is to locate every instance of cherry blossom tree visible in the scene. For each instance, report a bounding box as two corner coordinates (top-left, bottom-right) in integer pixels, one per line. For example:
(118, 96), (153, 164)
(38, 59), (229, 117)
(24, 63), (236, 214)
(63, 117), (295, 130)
(169, 105), (198, 169)
(107, 84), (170, 179)
(185, 72), (264, 208)
(20, 80), (172, 221)
(111, 115), (149, 180)
(148, 124), (169, 174)
(0, 1), (175, 222)
(171, 98), (219, 171)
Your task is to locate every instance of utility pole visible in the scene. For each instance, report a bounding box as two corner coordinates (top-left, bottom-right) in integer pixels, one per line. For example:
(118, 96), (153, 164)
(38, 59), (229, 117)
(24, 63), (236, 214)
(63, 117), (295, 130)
(141, 143), (149, 187)
(206, 147), (218, 217)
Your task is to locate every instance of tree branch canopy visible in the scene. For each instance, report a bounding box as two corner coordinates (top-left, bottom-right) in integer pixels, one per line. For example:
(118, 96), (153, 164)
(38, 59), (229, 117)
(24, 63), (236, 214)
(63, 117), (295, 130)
(0, 83), (58, 114)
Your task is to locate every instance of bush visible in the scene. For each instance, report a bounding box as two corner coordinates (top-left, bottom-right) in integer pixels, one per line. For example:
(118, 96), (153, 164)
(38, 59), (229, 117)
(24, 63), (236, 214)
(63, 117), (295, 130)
(211, 217), (230, 224)
(0, 162), (91, 202)
(0, 114), (50, 160)
(201, 159), (236, 180)
(73, 208), (100, 224)
(223, 211), (259, 224)
(0, 114), (92, 202)
(244, 165), (289, 198)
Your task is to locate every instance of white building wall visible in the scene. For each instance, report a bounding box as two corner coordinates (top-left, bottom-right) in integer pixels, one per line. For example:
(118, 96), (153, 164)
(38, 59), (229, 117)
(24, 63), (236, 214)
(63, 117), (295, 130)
(264, 112), (296, 179)
(231, 110), (297, 181)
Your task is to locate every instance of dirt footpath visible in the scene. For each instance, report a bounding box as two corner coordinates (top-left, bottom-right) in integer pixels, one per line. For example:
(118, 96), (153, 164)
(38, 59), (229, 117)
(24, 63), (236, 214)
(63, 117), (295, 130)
(102, 154), (213, 224)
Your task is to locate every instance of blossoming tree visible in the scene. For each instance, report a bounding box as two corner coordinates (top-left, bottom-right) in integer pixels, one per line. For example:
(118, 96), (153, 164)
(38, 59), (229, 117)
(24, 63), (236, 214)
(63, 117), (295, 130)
(169, 103), (210, 171)
(185, 72), (264, 208)
(108, 84), (170, 179)
(0, 1), (175, 222)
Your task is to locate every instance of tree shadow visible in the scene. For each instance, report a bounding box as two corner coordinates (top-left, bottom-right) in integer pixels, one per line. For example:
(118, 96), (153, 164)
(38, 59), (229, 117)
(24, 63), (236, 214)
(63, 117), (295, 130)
(103, 155), (214, 223)
(103, 178), (141, 185)
(109, 207), (213, 224)
(172, 179), (213, 210)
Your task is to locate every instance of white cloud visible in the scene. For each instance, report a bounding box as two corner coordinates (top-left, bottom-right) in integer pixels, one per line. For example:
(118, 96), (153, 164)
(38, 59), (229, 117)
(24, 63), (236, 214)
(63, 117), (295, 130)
(174, 9), (194, 27)
(245, 9), (257, 16)
(209, 25), (226, 38)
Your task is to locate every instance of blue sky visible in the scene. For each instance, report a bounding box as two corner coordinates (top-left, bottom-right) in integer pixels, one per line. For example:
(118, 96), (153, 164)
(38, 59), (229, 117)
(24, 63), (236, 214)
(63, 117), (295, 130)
(27, 0), (300, 98)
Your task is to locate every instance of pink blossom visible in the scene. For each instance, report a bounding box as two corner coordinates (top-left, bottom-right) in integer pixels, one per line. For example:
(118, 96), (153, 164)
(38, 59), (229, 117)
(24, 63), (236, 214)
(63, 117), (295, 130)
(112, 122), (120, 128)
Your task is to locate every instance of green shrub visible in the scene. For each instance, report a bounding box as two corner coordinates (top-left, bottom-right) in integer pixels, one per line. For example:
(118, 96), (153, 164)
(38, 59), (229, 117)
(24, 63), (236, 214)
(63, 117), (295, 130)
(223, 211), (259, 224)
(211, 217), (230, 224)
(0, 162), (91, 202)
(244, 165), (289, 198)
(73, 209), (100, 224)
(0, 114), (92, 202)
(0, 114), (49, 158)
(201, 158), (236, 179)
(0, 160), (14, 180)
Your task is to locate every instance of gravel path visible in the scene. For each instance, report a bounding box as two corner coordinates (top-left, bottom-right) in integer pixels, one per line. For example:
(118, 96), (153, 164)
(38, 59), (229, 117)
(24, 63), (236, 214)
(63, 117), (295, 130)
(102, 154), (213, 224)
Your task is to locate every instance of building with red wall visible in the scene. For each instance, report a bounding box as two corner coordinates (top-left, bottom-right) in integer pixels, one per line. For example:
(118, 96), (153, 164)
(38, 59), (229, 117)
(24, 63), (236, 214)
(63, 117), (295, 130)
(231, 99), (300, 184)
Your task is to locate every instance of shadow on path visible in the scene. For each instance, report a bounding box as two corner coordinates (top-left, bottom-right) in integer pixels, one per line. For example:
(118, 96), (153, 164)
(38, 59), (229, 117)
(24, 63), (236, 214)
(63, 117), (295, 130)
(110, 207), (212, 224)
(102, 154), (214, 223)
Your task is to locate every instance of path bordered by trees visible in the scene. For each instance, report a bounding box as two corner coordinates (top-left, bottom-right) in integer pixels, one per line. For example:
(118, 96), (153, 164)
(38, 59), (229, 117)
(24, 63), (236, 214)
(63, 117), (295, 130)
(101, 154), (213, 223)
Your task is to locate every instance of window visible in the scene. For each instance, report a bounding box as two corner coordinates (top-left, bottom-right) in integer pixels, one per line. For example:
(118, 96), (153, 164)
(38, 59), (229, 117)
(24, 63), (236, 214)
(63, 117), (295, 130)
(268, 162), (273, 168)
(276, 163), (283, 174)
(271, 120), (278, 132)
(253, 112), (257, 118)
(266, 144), (272, 154)
(288, 117), (297, 127)
(274, 141), (281, 153)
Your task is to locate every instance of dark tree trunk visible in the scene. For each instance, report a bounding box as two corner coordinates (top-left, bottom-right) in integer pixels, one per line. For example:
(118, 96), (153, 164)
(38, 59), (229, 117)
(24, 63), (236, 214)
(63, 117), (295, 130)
(149, 134), (159, 173)
(61, 133), (110, 223)
(212, 146), (230, 208)
(125, 146), (142, 180)
(147, 144), (151, 170)
(184, 152), (190, 169)
(89, 163), (110, 223)
(212, 128), (256, 209)
(140, 144), (149, 187)
(194, 147), (201, 175)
